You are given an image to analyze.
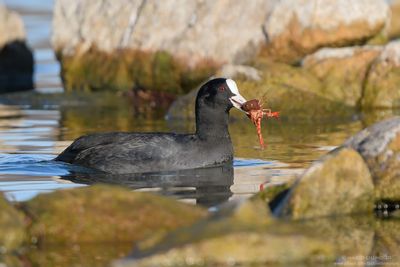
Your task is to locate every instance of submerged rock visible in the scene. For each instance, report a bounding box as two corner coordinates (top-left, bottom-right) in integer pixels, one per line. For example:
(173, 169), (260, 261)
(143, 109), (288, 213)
(262, 0), (389, 63)
(362, 41), (400, 108)
(276, 147), (374, 219)
(302, 46), (382, 106)
(0, 193), (26, 252)
(345, 117), (400, 200)
(0, 5), (33, 93)
(22, 185), (206, 244)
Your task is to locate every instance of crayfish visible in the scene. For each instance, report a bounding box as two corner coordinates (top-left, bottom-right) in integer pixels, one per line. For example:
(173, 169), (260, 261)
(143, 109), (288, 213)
(241, 99), (279, 149)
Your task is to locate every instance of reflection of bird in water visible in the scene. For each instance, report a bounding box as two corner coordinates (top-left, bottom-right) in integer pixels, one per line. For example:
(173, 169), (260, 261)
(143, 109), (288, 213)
(61, 163), (234, 207)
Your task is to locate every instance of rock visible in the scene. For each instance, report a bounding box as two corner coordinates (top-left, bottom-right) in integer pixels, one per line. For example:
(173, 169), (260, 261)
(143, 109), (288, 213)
(0, 5), (33, 93)
(22, 185), (206, 244)
(0, 5), (25, 48)
(344, 117), (400, 200)
(0, 193), (26, 252)
(276, 147), (374, 219)
(262, 0), (389, 63)
(302, 46), (382, 106)
(116, 200), (335, 267)
(52, 0), (277, 92)
(217, 64), (261, 81)
(167, 60), (354, 120)
(387, 0), (400, 39)
(53, 0), (275, 66)
(362, 40), (400, 108)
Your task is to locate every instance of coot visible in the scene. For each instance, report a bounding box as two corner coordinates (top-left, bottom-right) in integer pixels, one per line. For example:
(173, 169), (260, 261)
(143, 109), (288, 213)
(55, 78), (247, 174)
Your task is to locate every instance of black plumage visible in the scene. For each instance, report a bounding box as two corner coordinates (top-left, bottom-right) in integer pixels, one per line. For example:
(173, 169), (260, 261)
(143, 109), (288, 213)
(55, 78), (246, 174)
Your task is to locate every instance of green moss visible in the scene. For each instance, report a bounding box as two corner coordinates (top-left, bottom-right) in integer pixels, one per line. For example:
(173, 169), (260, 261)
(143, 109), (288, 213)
(59, 48), (218, 94)
(22, 185), (206, 245)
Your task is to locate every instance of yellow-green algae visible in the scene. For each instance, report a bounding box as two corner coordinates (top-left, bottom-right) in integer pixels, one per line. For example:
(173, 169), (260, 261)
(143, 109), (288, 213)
(22, 184), (207, 244)
(58, 47), (218, 94)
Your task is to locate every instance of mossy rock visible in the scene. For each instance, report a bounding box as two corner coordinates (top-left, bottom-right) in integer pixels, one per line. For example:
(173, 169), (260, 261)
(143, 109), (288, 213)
(22, 185), (206, 244)
(0, 193), (26, 252)
(168, 60), (354, 120)
(276, 147), (374, 219)
(59, 47), (217, 94)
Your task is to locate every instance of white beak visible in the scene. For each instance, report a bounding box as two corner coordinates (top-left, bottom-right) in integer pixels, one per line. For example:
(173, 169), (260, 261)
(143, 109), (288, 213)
(229, 93), (247, 110)
(226, 79), (247, 111)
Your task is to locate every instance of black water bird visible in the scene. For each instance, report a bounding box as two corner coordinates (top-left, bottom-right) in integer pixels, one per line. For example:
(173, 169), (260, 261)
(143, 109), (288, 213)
(55, 78), (247, 174)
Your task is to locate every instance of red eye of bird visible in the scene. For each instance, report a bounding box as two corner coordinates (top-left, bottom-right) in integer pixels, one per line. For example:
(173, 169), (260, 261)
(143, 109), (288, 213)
(219, 86), (225, 92)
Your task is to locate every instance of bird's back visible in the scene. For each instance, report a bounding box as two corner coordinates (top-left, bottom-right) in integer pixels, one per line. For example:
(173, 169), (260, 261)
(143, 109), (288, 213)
(55, 132), (233, 174)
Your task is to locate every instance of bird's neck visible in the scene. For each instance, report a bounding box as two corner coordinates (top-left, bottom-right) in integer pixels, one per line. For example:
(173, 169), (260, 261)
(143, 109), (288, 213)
(195, 107), (231, 141)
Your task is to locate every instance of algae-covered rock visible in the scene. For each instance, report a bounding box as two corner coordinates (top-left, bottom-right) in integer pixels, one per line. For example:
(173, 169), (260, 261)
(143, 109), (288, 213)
(276, 147), (374, 219)
(345, 117), (400, 200)
(168, 61), (354, 120)
(59, 48), (216, 94)
(0, 193), (26, 252)
(362, 41), (400, 108)
(23, 185), (206, 244)
(116, 199), (335, 267)
(262, 0), (389, 63)
(303, 46), (381, 106)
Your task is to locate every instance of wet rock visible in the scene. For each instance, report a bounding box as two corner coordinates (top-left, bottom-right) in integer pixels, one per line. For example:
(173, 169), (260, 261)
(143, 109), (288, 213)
(116, 200), (335, 267)
(22, 185), (206, 244)
(0, 193), (26, 252)
(167, 60), (354, 120)
(344, 117), (400, 200)
(0, 5), (34, 93)
(262, 0), (389, 63)
(58, 48), (217, 94)
(362, 41), (400, 108)
(302, 46), (382, 106)
(276, 147), (374, 219)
